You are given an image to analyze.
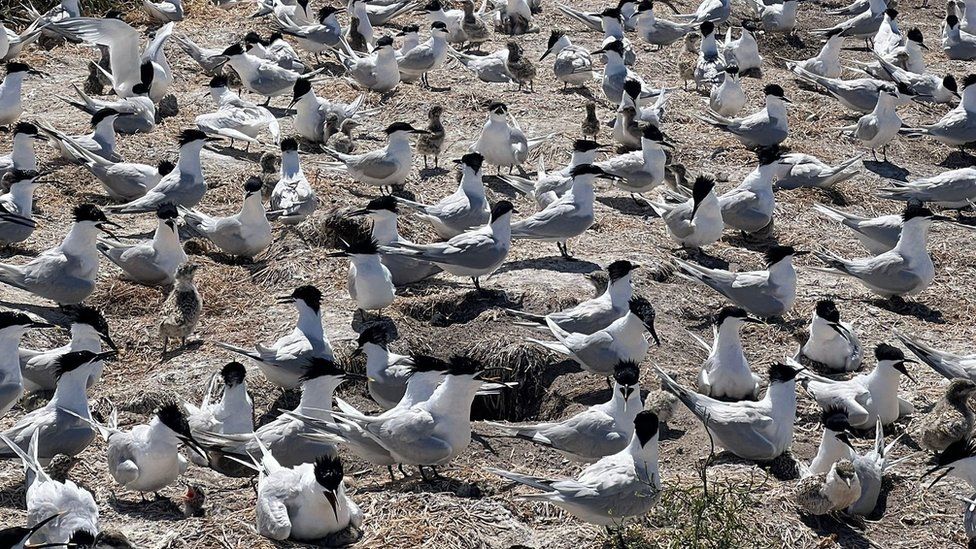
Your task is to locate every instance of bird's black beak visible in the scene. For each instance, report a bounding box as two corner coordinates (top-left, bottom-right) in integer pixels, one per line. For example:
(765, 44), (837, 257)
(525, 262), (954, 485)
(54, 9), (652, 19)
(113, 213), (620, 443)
(646, 317), (660, 346)
(540, 48), (552, 61)
(28, 320), (55, 329)
(179, 434), (211, 465)
(836, 432), (856, 451)
(590, 48), (607, 55)
(276, 295), (296, 304)
(96, 220), (122, 240)
(92, 350), (118, 364)
(410, 129), (431, 134)
(327, 251), (350, 257)
(100, 331), (119, 352)
(343, 372), (367, 382)
(894, 360), (917, 383)
(741, 316), (763, 324)
(931, 214), (955, 222)
(792, 250), (810, 257)
(323, 489), (340, 521)
(346, 208), (372, 217)
(921, 464), (953, 489)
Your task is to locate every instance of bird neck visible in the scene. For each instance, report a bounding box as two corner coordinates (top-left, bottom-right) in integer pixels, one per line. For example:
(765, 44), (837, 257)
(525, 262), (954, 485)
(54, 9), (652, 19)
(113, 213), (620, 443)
(746, 164), (781, 190)
(61, 222), (100, 256)
(295, 305), (325, 343)
(627, 435), (661, 488)
(893, 219), (931, 257)
(822, 36), (844, 57)
(701, 34), (718, 56)
(403, 372), (443, 405)
(1, 73), (24, 96)
(552, 35), (572, 54)
(459, 167), (485, 197)
(363, 343), (390, 377)
(69, 324), (102, 350)
(489, 212), (512, 240)
(178, 142), (205, 174)
(763, 379), (796, 413)
(569, 150), (597, 167)
(714, 320), (745, 354)
(873, 94), (895, 114)
(637, 9), (656, 26)
(868, 0), (886, 13)
(11, 134), (37, 171)
(298, 377), (341, 415)
(609, 383), (642, 420)
(281, 150), (303, 178)
(212, 87), (238, 106)
(615, 312), (648, 338)
(93, 119), (117, 150)
(221, 382), (251, 410)
(387, 133), (413, 151)
(147, 417), (181, 445)
(604, 52), (626, 72)
(765, 97), (788, 119)
(0, 331), (24, 372)
(962, 86), (976, 111)
(641, 140), (665, 164)
(240, 193), (266, 220)
(51, 368), (92, 413)
(608, 273), (633, 304)
(425, 375), (480, 416)
(603, 18), (624, 39)
(7, 183), (38, 214)
(369, 212), (400, 244)
(767, 257), (795, 282)
(817, 429), (854, 462)
(153, 221), (182, 252)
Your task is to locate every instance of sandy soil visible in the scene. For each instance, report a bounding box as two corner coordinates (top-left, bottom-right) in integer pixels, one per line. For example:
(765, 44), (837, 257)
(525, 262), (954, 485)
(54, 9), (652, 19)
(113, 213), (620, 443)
(1, 0), (976, 547)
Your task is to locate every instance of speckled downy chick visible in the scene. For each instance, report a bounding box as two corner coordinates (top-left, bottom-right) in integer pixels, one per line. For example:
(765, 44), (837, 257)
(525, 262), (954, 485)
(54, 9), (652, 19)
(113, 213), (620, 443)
(506, 41), (536, 92)
(582, 101), (600, 139)
(325, 112), (359, 154)
(462, 0), (491, 50)
(920, 379), (976, 453)
(794, 459), (861, 515)
(416, 105), (446, 169)
(159, 262), (202, 355)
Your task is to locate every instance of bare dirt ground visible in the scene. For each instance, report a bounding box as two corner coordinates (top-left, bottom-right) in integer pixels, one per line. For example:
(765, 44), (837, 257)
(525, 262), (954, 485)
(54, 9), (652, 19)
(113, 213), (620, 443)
(1, 0), (976, 547)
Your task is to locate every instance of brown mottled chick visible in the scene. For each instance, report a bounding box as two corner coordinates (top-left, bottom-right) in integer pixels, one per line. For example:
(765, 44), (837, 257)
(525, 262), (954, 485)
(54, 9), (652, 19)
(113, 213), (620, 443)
(921, 379), (976, 452)
(346, 16), (369, 53)
(416, 105), (446, 168)
(326, 113), (359, 154)
(585, 269), (609, 297)
(462, 0), (490, 51)
(505, 41), (536, 92)
(794, 459), (862, 515)
(159, 262), (202, 355)
(582, 101), (599, 139)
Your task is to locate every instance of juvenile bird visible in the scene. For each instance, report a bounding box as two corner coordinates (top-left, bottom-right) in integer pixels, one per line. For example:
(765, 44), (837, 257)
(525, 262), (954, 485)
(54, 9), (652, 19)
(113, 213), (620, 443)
(920, 379), (976, 452)
(582, 102), (600, 139)
(416, 105), (446, 169)
(506, 41), (536, 92)
(794, 459), (862, 515)
(159, 262), (202, 355)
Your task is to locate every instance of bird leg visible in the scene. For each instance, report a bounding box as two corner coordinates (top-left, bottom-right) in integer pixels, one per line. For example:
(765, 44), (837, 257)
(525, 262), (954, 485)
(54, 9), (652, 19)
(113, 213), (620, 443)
(398, 464), (409, 477)
(387, 465), (396, 481)
(423, 155), (429, 169)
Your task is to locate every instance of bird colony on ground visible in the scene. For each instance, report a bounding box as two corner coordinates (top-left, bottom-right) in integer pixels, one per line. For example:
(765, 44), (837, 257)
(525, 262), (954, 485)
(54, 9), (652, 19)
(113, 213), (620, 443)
(0, 0), (975, 546)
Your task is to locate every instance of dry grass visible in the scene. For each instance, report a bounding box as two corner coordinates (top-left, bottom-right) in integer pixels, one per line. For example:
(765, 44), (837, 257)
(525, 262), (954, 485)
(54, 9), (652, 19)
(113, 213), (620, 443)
(1, 0), (975, 546)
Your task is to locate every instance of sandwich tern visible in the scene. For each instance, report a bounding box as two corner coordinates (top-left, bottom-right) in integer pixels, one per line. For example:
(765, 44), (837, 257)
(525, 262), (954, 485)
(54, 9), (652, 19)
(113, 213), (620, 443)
(658, 362), (800, 460)
(674, 245), (806, 318)
(0, 204), (120, 305)
(801, 300), (863, 372)
(799, 343), (916, 428)
(181, 179), (273, 258)
(216, 285), (334, 389)
(97, 203), (187, 287)
(530, 296), (659, 377)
